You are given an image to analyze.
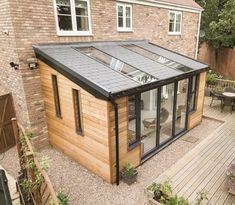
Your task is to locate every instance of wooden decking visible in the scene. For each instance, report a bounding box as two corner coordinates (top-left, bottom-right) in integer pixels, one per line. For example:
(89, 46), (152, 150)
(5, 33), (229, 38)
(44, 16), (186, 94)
(151, 97), (235, 204)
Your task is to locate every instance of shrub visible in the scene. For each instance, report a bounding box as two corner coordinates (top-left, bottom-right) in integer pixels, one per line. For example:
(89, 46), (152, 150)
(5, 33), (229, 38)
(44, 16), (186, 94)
(122, 163), (136, 177)
(147, 181), (207, 205)
(206, 72), (219, 85)
(57, 190), (69, 205)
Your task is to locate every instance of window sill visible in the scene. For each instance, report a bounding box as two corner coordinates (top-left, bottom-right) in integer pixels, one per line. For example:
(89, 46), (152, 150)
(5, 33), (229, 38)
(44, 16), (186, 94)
(128, 141), (141, 151)
(117, 29), (133, 33)
(168, 32), (181, 36)
(56, 32), (94, 37)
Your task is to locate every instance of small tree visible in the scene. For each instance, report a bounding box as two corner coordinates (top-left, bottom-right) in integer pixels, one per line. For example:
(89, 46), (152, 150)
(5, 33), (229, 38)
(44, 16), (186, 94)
(196, 0), (235, 48)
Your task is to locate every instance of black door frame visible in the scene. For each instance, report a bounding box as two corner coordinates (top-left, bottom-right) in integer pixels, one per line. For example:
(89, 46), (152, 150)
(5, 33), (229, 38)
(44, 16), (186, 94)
(140, 77), (194, 160)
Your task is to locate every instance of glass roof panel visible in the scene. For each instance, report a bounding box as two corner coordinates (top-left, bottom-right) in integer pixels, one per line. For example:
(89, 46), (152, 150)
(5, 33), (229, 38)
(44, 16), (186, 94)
(123, 44), (193, 72)
(77, 47), (158, 84)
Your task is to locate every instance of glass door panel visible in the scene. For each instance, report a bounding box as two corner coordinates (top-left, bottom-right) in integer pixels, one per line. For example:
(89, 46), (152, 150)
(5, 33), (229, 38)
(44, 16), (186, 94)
(175, 79), (188, 134)
(141, 89), (158, 155)
(159, 83), (175, 144)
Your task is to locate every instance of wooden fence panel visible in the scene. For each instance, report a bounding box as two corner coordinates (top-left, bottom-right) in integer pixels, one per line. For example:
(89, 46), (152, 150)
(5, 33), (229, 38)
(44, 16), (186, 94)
(12, 119), (59, 205)
(0, 94), (16, 153)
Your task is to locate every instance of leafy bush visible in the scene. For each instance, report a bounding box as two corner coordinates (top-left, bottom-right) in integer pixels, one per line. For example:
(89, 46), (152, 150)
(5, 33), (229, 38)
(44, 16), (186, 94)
(211, 86), (223, 94)
(147, 181), (207, 205)
(57, 190), (69, 205)
(206, 72), (219, 85)
(122, 163), (136, 177)
(165, 195), (189, 205)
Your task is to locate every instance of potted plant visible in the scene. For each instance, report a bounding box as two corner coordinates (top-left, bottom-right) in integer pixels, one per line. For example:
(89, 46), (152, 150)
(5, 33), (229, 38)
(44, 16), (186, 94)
(147, 181), (207, 205)
(226, 160), (235, 195)
(121, 163), (138, 185)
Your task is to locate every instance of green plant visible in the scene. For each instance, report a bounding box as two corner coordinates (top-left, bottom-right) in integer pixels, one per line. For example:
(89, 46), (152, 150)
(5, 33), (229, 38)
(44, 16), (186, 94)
(20, 179), (32, 192)
(148, 181), (207, 205)
(122, 163), (136, 177)
(211, 86), (223, 94)
(57, 190), (69, 205)
(39, 156), (52, 171)
(165, 195), (189, 205)
(206, 72), (219, 85)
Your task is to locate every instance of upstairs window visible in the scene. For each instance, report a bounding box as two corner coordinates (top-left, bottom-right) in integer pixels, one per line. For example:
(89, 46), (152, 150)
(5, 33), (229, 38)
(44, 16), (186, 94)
(117, 3), (132, 32)
(55, 0), (92, 36)
(169, 11), (182, 35)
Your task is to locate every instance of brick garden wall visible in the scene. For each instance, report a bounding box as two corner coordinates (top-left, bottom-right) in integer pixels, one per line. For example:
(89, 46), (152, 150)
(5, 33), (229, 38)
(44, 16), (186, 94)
(0, 0), (200, 148)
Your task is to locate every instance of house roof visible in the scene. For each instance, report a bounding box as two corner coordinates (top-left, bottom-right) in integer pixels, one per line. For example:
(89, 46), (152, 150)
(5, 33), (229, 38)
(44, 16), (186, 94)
(152, 0), (203, 10)
(33, 41), (208, 100)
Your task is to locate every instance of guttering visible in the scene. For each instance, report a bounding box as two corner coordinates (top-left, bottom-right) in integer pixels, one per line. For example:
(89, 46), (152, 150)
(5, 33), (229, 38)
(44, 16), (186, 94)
(195, 11), (202, 59)
(111, 67), (209, 99)
(117, 0), (203, 13)
(110, 96), (120, 186)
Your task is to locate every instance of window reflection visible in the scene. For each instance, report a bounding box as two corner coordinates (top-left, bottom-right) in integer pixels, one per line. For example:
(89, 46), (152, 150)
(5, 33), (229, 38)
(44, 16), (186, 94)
(78, 47), (157, 84)
(141, 89), (158, 154)
(175, 79), (188, 134)
(159, 83), (174, 144)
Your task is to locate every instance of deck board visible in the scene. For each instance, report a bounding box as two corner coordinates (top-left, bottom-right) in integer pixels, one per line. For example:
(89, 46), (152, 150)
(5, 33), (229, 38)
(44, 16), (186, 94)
(151, 97), (235, 204)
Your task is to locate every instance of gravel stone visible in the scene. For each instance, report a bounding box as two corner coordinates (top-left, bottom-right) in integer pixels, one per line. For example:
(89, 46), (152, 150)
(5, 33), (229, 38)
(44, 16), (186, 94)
(1, 118), (222, 205)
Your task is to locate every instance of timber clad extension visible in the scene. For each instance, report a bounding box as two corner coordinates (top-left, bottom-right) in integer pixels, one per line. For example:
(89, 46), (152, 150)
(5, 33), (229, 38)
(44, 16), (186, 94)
(36, 41), (208, 183)
(0, 0), (206, 184)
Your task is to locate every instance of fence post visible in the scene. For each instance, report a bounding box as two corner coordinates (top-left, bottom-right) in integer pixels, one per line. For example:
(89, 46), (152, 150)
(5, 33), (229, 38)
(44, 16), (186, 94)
(11, 118), (23, 170)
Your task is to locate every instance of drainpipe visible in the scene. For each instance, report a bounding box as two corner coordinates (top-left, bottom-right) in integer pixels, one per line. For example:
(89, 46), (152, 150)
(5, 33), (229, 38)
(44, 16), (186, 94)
(110, 98), (120, 185)
(195, 11), (202, 59)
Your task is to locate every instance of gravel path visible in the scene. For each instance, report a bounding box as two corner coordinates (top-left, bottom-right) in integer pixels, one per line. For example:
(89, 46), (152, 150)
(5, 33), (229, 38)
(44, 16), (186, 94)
(0, 146), (20, 178)
(38, 118), (222, 205)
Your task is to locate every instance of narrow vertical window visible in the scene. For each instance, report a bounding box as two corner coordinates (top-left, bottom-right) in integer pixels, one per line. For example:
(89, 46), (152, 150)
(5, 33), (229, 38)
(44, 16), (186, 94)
(169, 11), (182, 34)
(189, 75), (198, 112)
(117, 3), (132, 32)
(72, 89), (83, 134)
(52, 75), (62, 118)
(128, 95), (140, 147)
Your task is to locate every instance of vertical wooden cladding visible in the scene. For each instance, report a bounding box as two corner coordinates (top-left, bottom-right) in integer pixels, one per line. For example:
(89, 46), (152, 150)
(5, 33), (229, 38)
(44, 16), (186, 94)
(188, 72), (206, 129)
(108, 97), (141, 183)
(38, 60), (112, 183)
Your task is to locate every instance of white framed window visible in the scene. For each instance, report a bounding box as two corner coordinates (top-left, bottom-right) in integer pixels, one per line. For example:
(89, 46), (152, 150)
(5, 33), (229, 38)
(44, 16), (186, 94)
(117, 3), (132, 32)
(54, 0), (92, 36)
(168, 11), (182, 35)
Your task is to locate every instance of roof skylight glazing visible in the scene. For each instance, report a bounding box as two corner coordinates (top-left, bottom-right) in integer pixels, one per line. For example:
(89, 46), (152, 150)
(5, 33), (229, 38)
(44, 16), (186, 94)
(123, 44), (193, 72)
(77, 46), (158, 84)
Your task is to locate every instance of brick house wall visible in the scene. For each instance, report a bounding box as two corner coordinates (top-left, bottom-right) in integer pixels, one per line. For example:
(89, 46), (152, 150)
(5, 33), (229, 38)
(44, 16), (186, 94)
(0, 0), (201, 148)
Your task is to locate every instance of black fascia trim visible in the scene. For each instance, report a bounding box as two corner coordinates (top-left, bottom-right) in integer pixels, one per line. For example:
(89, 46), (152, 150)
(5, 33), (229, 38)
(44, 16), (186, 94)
(148, 41), (210, 68)
(33, 47), (111, 101)
(111, 67), (209, 98)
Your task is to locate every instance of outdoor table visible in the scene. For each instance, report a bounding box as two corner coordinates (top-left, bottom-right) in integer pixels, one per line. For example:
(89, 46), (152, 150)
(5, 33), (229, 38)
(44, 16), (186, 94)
(221, 92), (235, 113)
(222, 92), (235, 98)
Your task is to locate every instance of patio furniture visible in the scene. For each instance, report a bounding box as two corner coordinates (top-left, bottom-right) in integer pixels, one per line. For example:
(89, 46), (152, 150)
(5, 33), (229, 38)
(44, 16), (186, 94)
(221, 91), (235, 114)
(210, 90), (223, 107)
(224, 86), (235, 93)
(143, 108), (169, 129)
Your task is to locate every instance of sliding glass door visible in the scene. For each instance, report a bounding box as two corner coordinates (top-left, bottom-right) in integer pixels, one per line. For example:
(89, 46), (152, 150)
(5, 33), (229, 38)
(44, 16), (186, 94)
(159, 83), (175, 145)
(127, 77), (194, 159)
(140, 89), (158, 155)
(175, 79), (189, 134)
